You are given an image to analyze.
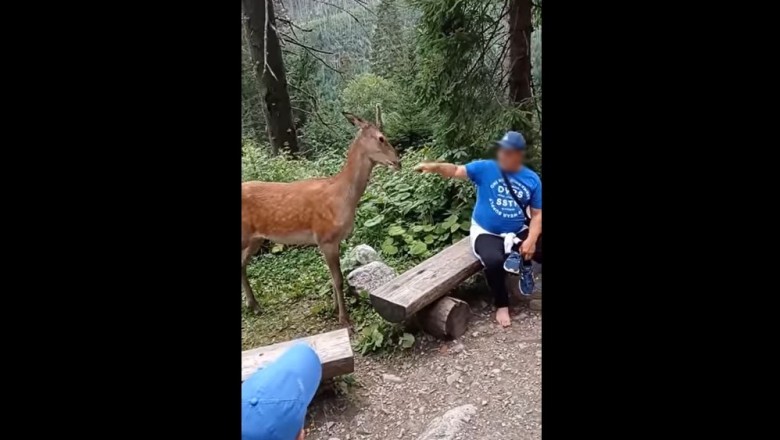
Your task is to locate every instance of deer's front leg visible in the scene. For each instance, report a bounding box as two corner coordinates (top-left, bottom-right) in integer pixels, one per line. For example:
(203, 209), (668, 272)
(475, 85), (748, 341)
(319, 242), (350, 327)
(241, 238), (263, 314)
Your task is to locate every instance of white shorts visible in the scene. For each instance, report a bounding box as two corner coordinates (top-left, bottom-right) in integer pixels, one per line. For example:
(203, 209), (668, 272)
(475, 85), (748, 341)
(469, 220), (528, 264)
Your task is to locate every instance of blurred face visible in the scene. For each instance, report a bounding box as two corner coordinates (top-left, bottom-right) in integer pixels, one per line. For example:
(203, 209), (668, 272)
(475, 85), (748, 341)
(496, 147), (524, 172)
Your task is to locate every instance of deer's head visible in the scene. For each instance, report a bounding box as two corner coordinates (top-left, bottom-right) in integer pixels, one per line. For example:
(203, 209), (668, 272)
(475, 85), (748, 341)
(343, 109), (401, 171)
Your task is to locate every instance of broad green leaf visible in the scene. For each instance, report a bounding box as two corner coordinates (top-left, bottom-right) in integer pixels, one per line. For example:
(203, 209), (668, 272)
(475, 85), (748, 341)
(423, 225), (436, 232)
(382, 237), (395, 246)
(373, 330), (384, 347)
(400, 333), (415, 348)
(388, 225), (406, 236)
(424, 234), (435, 244)
(450, 222), (460, 233)
(395, 183), (413, 192)
(409, 241), (428, 255)
(411, 225), (424, 233)
(460, 220), (471, 231)
(364, 215), (385, 227)
(381, 243), (398, 255)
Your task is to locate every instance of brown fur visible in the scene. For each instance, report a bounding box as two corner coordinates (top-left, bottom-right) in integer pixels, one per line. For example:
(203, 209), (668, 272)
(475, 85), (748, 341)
(241, 111), (400, 325)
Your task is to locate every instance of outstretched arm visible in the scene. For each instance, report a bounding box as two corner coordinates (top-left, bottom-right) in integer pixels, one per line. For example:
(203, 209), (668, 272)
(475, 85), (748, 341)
(413, 162), (468, 179)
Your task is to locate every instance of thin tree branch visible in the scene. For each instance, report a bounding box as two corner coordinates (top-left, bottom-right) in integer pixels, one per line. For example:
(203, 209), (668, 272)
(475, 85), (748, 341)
(289, 83), (319, 104)
(308, 51), (342, 74)
(277, 17), (313, 32)
(259, 0), (279, 81)
(281, 37), (334, 54)
(315, 0), (361, 22)
(291, 106), (340, 137)
(346, 0), (376, 17)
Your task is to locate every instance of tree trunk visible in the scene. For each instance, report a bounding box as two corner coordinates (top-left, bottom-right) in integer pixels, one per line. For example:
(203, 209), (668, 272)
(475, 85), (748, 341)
(242, 0), (298, 154)
(507, 0), (533, 104)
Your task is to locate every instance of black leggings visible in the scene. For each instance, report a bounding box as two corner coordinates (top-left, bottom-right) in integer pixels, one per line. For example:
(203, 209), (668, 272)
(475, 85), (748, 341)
(473, 230), (542, 308)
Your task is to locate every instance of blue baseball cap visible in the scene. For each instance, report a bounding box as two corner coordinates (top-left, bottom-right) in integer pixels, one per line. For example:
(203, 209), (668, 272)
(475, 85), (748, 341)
(495, 131), (527, 150)
(241, 344), (323, 440)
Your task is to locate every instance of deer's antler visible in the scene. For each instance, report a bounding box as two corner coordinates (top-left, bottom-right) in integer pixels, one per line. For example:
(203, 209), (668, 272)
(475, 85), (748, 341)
(375, 103), (383, 131)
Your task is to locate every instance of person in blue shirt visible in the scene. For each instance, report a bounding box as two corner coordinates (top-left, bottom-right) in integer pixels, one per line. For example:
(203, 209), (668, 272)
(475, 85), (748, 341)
(414, 131), (542, 327)
(242, 344), (323, 440)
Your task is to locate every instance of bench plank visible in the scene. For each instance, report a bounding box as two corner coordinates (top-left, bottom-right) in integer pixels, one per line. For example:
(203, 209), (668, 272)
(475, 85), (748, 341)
(369, 237), (482, 322)
(241, 328), (354, 381)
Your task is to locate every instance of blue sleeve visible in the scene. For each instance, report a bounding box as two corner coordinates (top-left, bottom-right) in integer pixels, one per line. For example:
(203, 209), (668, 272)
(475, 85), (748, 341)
(530, 179), (542, 209)
(465, 160), (490, 185)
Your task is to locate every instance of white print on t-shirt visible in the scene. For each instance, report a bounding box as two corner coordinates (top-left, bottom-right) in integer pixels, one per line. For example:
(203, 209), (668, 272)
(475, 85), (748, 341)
(487, 179), (530, 219)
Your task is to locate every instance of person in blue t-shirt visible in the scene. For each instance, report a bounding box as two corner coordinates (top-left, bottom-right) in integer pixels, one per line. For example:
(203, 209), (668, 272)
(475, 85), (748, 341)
(414, 131), (542, 327)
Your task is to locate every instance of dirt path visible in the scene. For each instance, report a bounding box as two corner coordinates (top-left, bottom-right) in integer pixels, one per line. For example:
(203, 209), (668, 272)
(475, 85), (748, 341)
(305, 296), (542, 440)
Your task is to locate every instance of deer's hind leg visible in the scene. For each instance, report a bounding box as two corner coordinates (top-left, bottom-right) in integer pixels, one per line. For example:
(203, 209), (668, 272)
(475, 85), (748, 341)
(241, 237), (264, 314)
(319, 241), (350, 327)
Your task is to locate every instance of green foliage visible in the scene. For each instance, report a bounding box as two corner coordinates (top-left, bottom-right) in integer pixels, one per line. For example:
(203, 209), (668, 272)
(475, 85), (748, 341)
(342, 73), (433, 150)
(347, 147), (475, 269)
(242, 30), (266, 143)
(332, 373), (359, 396)
(342, 74), (402, 124)
(299, 104), (356, 155)
(242, 138), (343, 182)
(410, 0), (538, 160)
(349, 290), (410, 355)
(370, 0), (419, 81)
(532, 25), (542, 101)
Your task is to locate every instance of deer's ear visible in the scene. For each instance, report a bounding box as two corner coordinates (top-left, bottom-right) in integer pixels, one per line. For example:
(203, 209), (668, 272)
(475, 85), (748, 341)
(343, 112), (367, 128)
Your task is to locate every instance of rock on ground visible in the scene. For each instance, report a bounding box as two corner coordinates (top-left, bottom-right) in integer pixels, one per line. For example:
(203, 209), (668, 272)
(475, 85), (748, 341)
(417, 404), (478, 440)
(382, 373), (404, 384)
(347, 261), (397, 294)
(347, 244), (381, 267)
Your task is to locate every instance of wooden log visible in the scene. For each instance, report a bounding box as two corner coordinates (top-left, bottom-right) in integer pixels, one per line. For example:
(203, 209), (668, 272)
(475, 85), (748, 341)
(241, 328), (353, 381)
(417, 296), (471, 339)
(370, 237), (482, 322)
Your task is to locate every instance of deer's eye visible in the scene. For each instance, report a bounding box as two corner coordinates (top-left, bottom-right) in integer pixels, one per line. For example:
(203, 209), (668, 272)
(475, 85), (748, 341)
(378, 135), (385, 143)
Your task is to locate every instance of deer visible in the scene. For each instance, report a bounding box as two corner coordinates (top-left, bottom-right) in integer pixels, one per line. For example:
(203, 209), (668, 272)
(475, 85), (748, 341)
(241, 107), (400, 326)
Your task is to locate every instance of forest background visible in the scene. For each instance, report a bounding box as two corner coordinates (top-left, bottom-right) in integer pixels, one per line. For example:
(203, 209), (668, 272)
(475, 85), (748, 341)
(241, 0), (542, 353)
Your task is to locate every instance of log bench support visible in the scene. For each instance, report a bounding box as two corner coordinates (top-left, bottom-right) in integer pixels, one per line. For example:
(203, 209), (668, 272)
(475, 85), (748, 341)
(417, 296), (472, 339)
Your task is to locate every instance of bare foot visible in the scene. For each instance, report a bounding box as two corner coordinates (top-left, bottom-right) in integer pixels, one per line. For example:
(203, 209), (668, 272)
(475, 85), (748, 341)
(496, 307), (511, 327)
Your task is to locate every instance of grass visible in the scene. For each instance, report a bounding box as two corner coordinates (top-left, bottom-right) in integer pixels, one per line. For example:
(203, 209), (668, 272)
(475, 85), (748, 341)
(242, 247), (341, 349)
(241, 240), (441, 352)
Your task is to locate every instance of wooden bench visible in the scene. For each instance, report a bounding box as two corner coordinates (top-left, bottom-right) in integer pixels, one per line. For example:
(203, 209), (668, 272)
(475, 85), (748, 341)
(369, 237), (482, 337)
(241, 328), (354, 381)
